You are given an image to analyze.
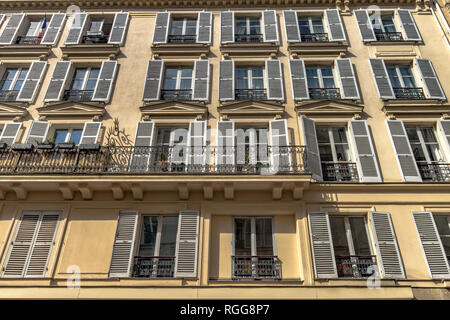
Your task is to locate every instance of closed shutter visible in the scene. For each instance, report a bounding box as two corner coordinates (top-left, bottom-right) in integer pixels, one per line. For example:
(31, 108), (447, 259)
(41, 13), (67, 45)
(130, 121), (154, 172)
(219, 60), (234, 101)
(0, 122), (22, 145)
(307, 211), (338, 279)
(283, 10), (301, 42)
(26, 121), (50, 144)
(17, 61), (48, 102)
(289, 59), (309, 100)
(325, 9), (346, 41)
(397, 10), (421, 41)
(266, 59), (284, 100)
(65, 13), (88, 45)
(263, 10), (278, 42)
(193, 60), (209, 101)
(109, 210), (138, 278)
(80, 122), (102, 144)
(335, 58), (360, 99)
(152, 12), (170, 44)
(44, 61), (72, 102)
(174, 210), (200, 278)
(0, 13), (25, 45)
(220, 11), (234, 43)
(142, 60), (164, 101)
(369, 58), (395, 99)
(354, 10), (376, 42)
(301, 116), (322, 181)
(217, 121), (235, 172)
(415, 58), (445, 100)
(108, 12), (129, 45)
(385, 120), (422, 182)
(348, 120), (382, 182)
(369, 212), (405, 279)
(197, 11), (212, 44)
(412, 212), (450, 279)
(438, 120), (450, 155)
(187, 121), (207, 169)
(269, 119), (291, 172)
(92, 60), (117, 102)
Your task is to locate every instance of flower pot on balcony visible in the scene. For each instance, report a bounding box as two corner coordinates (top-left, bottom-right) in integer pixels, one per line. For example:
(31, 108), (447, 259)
(79, 143), (101, 151)
(11, 143), (33, 151)
(36, 142), (55, 150)
(159, 160), (169, 172)
(57, 142), (75, 149)
(0, 142), (7, 150)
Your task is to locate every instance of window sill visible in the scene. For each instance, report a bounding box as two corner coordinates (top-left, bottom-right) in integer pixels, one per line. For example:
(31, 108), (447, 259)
(60, 44), (120, 59)
(0, 44), (52, 58)
(365, 40), (423, 46)
(220, 42), (279, 57)
(151, 43), (210, 58)
(288, 41), (348, 56)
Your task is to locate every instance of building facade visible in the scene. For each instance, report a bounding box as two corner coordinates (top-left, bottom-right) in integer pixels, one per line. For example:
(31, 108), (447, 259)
(0, 0), (448, 299)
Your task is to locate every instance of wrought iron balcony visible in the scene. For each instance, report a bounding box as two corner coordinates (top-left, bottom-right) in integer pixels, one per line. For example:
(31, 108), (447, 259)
(81, 34), (109, 44)
(62, 90), (94, 102)
(417, 162), (450, 182)
(235, 88), (267, 100)
(132, 256), (175, 278)
(0, 90), (19, 102)
(335, 255), (377, 278)
(15, 36), (43, 45)
(167, 34), (197, 44)
(300, 33), (329, 42)
(309, 88), (341, 100)
(393, 87), (426, 100)
(235, 34), (263, 43)
(160, 89), (192, 101)
(374, 32), (403, 41)
(321, 162), (359, 182)
(232, 256), (281, 280)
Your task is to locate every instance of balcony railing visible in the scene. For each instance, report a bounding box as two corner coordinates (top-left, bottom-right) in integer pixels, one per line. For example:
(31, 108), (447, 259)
(322, 162), (359, 182)
(132, 256), (175, 278)
(374, 32), (403, 41)
(335, 255), (377, 278)
(309, 88), (341, 100)
(235, 34), (263, 43)
(393, 87), (426, 100)
(232, 256), (281, 279)
(160, 89), (192, 101)
(81, 34), (110, 44)
(167, 34), (197, 44)
(62, 90), (94, 102)
(417, 162), (450, 182)
(235, 88), (267, 100)
(300, 33), (329, 42)
(15, 36), (43, 45)
(0, 90), (19, 102)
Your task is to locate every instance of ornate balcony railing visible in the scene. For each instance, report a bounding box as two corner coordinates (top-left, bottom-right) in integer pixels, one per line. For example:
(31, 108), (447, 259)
(235, 88), (267, 100)
(160, 89), (192, 101)
(309, 88), (341, 100)
(335, 255), (378, 278)
(300, 33), (329, 42)
(374, 32), (403, 41)
(393, 87), (426, 100)
(235, 34), (263, 43)
(417, 162), (450, 182)
(62, 90), (94, 102)
(81, 34), (110, 44)
(232, 256), (281, 279)
(15, 36), (43, 45)
(167, 34), (197, 44)
(321, 162), (359, 182)
(132, 256), (175, 278)
(0, 90), (19, 102)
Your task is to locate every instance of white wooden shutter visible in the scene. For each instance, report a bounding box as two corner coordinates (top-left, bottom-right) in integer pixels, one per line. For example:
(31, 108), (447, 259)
(301, 116), (323, 181)
(92, 60), (117, 102)
(216, 121), (235, 171)
(80, 122), (101, 144)
(335, 58), (360, 99)
(174, 210), (200, 278)
(187, 121), (207, 169)
(415, 58), (446, 100)
(0, 13), (25, 45)
(369, 58), (395, 99)
(142, 60), (164, 101)
(325, 9), (346, 41)
(44, 61), (72, 102)
(41, 13), (67, 45)
(152, 12), (170, 44)
(17, 61), (48, 102)
(108, 12), (129, 45)
(0, 122), (22, 145)
(438, 120), (450, 158)
(26, 121), (50, 144)
(196, 11), (212, 44)
(65, 13), (88, 45)
(283, 10), (301, 42)
(397, 10), (421, 41)
(130, 121), (154, 172)
(354, 10), (376, 42)
(266, 59), (284, 100)
(220, 11), (234, 43)
(219, 60), (235, 101)
(262, 10), (278, 42)
(193, 60), (210, 101)
(289, 59), (309, 100)
(269, 119), (291, 172)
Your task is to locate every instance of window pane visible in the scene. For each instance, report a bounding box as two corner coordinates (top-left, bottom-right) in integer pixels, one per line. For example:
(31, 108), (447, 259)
(170, 19), (183, 35)
(0, 69), (18, 90)
(249, 19), (261, 34)
(252, 68), (263, 78)
(298, 18), (311, 34)
(322, 78), (336, 88)
(235, 218), (252, 256)
(317, 127), (330, 143)
(387, 67), (401, 88)
(434, 216), (450, 236)
(181, 68), (192, 78)
(54, 129), (68, 144)
(70, 129), (83, 144)
(381, 17), (396, 33)
(26, 20), (42, 37)
(330, 217), (350, 256)
(235, 20), (247, 35)
(71, 69), (87, 90)
(139, 216), (158, 256)
(332, 127), (348, 143)
(420, 128), (437, 143)
(335, 144), (351, 161)
(88, 20), (103, 32)
(252, 79), (264, 89)
(321, 67), (333, 77)
(349, 217), (372, 255)
(179, 79), (192, 90)
(13, 69), (29, 91)
(256, 218), (273, 256)
(319, 145), (333, 161)
(371, 18), (383, 33)
(426, 144), (444, 162)
(159, 216), (178, 256)
(410, 143), (427, 162)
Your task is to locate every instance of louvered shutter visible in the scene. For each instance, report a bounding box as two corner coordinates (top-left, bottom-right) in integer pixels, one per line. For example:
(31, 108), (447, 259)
(325, 9), (346, 41)
(92, 60), (117, 102)
(308, 211), (338, 279)
(0, 122), (22, 145)
(397, 10), (421, 41)
(65, 13), (87, 45)
(142, 60), (164, 101)
(193, 60), (209, 101)
(0, 13), (25, 45)
(266, 59), (284, 100)
(130, 121), (154, 172)
(412, 212), (450, 279)
(41, 13), (66, 45)
(197, 11), (212, 44)
(369, 58), (395, 99)
(335, 59), (360, 99)
(108, 12), (129, 45)
(348, 120), (381, 182)
(17, 61), (48, 102)
(289, 59), (309, 100)
(220, 11), (234, 43)
(187, 121), (207, 169)
(152, 12), (170, 44)
(369, 212), (405, 279)
(354, 10), (376, 42)
(109, 210), (138, 278)
(438, 120), (450, 156)
(44, 61), (72, 102)
(219, 60), (234, 101)
(269, 119), (291, 172)
(26, 121), (50, 144)
(263, 10), (278, 42)
(0, 15), (5, 28)
(235, 126), (246, 166)
(174, 210), (200, 278)
(217, 121), (235, 172)
(80, 122), (101, 144)
(385, 120), (421, 182)
(415, 58), (445, 100)
(301, 116), (322, 181)
(283, 10), (300, 42)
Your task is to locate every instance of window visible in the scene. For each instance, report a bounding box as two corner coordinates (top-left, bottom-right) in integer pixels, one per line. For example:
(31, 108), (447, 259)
(433, 215), (450, 264)
(236, 127), (269, 167)
(19, 18), (45, 44)
(298, 16), (328, 42)
(406, 127), (445, 163)
(235, 66), (265, 100)
(64, 67), (100, 101)
(53, 129), (83, 145)
(386, 65), (415, 89)
(168, 18), (197, 43)
(371, 15), (397, 33)
(82, 17), (113, 44)
(162, 67), (193, 100)
(0, 68), (29, 101)
(235, 16), (262, 42)
(152, 127), (188, 171)
(306, 66), (340, 99)
(87, 19), (104, 34)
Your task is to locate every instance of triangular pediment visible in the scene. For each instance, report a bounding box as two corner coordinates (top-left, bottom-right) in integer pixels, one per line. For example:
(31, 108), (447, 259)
(218, 100), (284, 115)
(295, 99), (363, 115)
(140, 100), (208, 116)
(0, 102), (28, 118)
(37, 101), (106, 117)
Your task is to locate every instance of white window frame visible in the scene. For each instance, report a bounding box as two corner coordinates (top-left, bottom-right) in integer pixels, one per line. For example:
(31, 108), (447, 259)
(235, 16), (262, 35)
(331, 215), (375, 257)
(163, 66), (193, 91)
(0, 67), (29, 92)
(170, 17), (197, 36)
(386, 65), (416, 88)
(232, 216), (276, 257)
(24, 18), (44, 37)
(406, 126), (446, 163)
(317, 126), (352, 163)
(371, 14), (397, 33)
(235, 66), (266, 90)
(87, 18), (104, 33)
(306, 66), (336, 89)
(69, 66), (100, 91)
(298, 15), (325, 34)
(53, 128), (83, 144)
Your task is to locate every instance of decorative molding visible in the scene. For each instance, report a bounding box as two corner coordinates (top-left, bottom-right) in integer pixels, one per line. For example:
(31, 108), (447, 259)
(220, 43), (279, 58)
(203, 183), (213, 200)
(12, 183), (27, 200)
(59, 183), (73, 200)
(140, 100), (208, 118)
(111, 183), (124, 200)
(0, 45), (51, 59)
(151, 43), (209, 58)
(295, 99), (363, 116)
(60, 45), (120, 59)
(382, 99), (450, 116)
(224, 183), (234, 200)
(37, 101), (106, 117)
(218, 100), (285, 116)
(131, 183), (143, 200)
(288, 42), (348, 57)
(178, 183), (189, 200)
(0, 103), (28, 119)
(78, 183), (93, 200)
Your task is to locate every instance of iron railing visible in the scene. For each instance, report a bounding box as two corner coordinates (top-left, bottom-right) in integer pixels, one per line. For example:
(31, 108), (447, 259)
(374, 32), (403, 41)
(15, 36), (43, 45)
(301, 33), (329, 42)
(167, 35), (197, 43)
(62, 90), (94, 102)
(309, 88), (341, 100)
(160, 89), (192, 101)
(132, 256), (175, 278)
(0, 90), (19, 101)
(393, 87), (426, 100)
(417, 162), (450, 182)
(235, 88), (267, 100)
(335, 255), (378, 278)
(235, 34), (264, 43)
(81, 34), (110, 44)
(232, 256), (281, 279)
(322, 162), (359, 182)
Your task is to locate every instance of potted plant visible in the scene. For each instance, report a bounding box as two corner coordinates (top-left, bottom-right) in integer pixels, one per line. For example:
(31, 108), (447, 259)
(159, 153), (169, 172)
(36, 139), (55, 150)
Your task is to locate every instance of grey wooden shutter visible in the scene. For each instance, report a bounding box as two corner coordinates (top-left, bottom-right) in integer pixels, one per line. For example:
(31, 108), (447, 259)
(130, 121), (154, 172)
(325, 9), (346, 41)
(348, 120), (382, 182)
(283, 10), (300, 42)
(216, 121), (235, 171)
(174, 210), (200, 278)
(0, 122), (22, 145)
(44, 61), (72, 102)
(26, 121), (50, 144)
(0, 13), (25, 45)
(65, 13), (87, 45)
(308, 211), (338, 279)
(369, 58), (395, 99)
(335, 58), (360, 99)
(412, 212), (450, 279)
(142, 60), (164, 101)
(108, 12), (129, 45)
(369, 212), (405, 279)
(263, 10), (278, 42)
(187, 121), (207, 168)
(415, 58), (445, 100)
(385, 120), (422, 182)
(80, 122), (102, 144)
(354, 10), (376, 42)
(153, 12), (170, 44)
(193, 60), (209, 101)
(92, 60), (117, 102)
(289, 59), (309, 100)
(301, 116), (322, 181)
(0, 15), (5, 29)
(266, 59), (284, 100)
(220, 11), (234, 43)
(397, 10), (421, 41)
(41, 13), (66, 45)
(109, 210), (138, 278)
(197, 11), (212, 44)
(438, 120), (450, 153)
(219, 60), (234, 101)
(269, 119), (291, 172)
(17, 61), (48, 102)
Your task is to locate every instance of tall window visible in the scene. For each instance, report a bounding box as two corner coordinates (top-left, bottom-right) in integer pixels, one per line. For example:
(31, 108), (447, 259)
(306, 66), (335, 89)
(386, 65), (416, 88)
(371, 15), (397, 33)
(23, 18), (45, 40)
(235, 17), (261, 35)
(406, 127), (445, 163)
(65, 67), (100, 101)
(162, 67), (193, 100)
(53, 129), (83, 145)
(235, 67), (265, 100)
(317, 127), (351, 162)
(298, 16), (325, 34)
(236, 127), (269, 166)
(83, 18), (112, 44)
(433, 215), (450, 265)
(152, 127), (188, 170)
(0, 68), (28, 101)
(170, 18), (197, 36)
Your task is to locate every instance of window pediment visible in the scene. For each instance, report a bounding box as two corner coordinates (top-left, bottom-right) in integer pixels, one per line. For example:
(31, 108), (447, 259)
(37, 101), (106, 118)
(295, 99), (363, 116)
(0, 102), (28, 118)
(0, 45), (52, 59)
(140, 100), (207, 118)
(218, 100), (284, 117)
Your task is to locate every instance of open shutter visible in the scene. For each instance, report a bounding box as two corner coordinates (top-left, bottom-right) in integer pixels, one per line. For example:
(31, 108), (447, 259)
(348, 120), (381, 182)
(325, 9), (346, 41)
(193, 60), (209, 101)
(369, 58), (395, 99)
(385, 120), (421, 182)
(152, 12), (170, 44)
(301, 116), (322, 181)
(415, 58), (445, 100)
(130, 121), (154, 172)
(108, 12), (129, 45)
(65, 13), (87, 45)
(174, 210), (200, 278)
(308, 211), (338, 279)
(0, 13), (25, 45)
(17, 61), (48, 102)
(263, 10), (278, 42)
(217, 121), (235, 172)
(289, 59), (309, 100)
(109, 210), (138, 278)
(0, 15), (5, 29)
(269, 119), (291, 172)
(41, 13), (66, 45)
(187, 121), (207, 170)
(219, 60), (234, 101)
(354, 10), (376, 42)
(283, 10), (301, 42)
(220, 11), (234, 43)
(80, 122), (101, 144)
(335, 59), (360, 99)
(412, 212), (450, 279)
(44, 61), (72, 102)
(266, 59), (284, 100)
(92, 60), (117, 102)
(26, 121), (50, 144)
(369, 212), (405, 279)
(438, 120), (450, 157)
(397, 10), (421, 41)
(0, 122), (22, 145)
(142, 60), (164, 101)
(197, 11), (212, 44)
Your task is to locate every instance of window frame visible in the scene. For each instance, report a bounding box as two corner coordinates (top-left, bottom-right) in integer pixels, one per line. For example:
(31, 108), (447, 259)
(169, 17), (197, 36)
(317, 126), (352, 163)
(305, 65), (336, 89)
(52, 128), (84, 144)
(87, 18), (105, 33)
(162, 66), (194, 91)
(297, 15), (325, 35)
(235, 16), (262, 35)
(24, 18), (44, 37)
(386, 65), (416, 89)
(235, 66), (266, 90)
(406, 125), (446, 164)
(68, 66), (101, 92)
(232, 216), (276, 257)
(236, 126), (269, 165)
(0, 67), (29, 92)
(371, 14), (397, 33)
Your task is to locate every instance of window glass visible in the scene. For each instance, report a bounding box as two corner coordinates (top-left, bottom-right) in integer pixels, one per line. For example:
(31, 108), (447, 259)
(54, 129), (68, 144)
(298, 18), (311, 34)
(71, 68), (87, 90)
(381, 16), (396, 33)
(26, 20), (43, 37)
(235, 218), (252, 256)
(170, 19), (184, 35)
(330, 217), (350, 256)
(434, 216), (450, 259)
(236, 68), (249, 89)
(185, 19), (197, 35)
(399, 66), (415, 88)
(249, 18), (260, 34)
(70, 129), (83, 144)
(235, 67), (264, 90)
(0, 69), (18, 90)
(88, 20), (103, 33)
(159, 216), (178, 256)
(306, 67), (320, 88)
(13, 68), (28, 91)
(321, 67), (335, 88)
(387, 66), (401, 88)
(85, 68), (100, 91)
(256, 218), (273, 256)
(407, 127), (444, 163)
(163, 67), (192, 90)
(235, 19), (247, 35)
(349, 217), (372, 255)
(311, 18), (324, 33)
(139, 216), (158, 256)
